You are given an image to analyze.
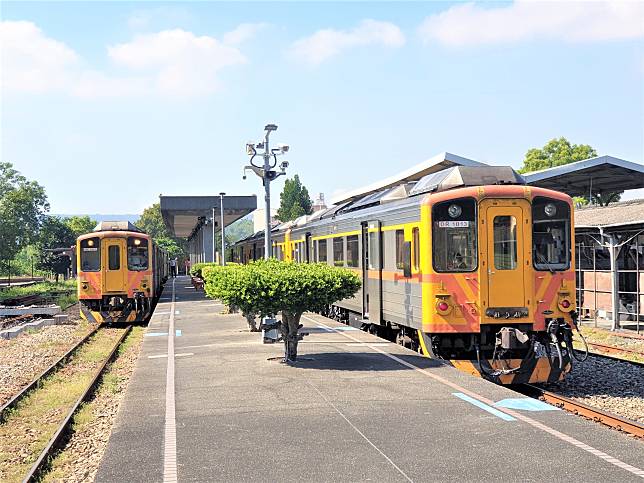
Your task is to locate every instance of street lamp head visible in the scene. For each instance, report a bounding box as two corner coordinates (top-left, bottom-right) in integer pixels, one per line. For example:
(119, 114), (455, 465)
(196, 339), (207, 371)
(219, 192), (226, 196)
(264, 123), (278, 132)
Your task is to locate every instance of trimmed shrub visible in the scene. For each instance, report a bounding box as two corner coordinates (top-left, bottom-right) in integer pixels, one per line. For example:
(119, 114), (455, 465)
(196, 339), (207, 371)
(202, 259), (361, 360)
(190, 262), (218, 279)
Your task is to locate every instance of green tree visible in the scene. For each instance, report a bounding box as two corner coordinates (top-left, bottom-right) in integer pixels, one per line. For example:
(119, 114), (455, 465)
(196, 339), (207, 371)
(135, 203), (172, 239)
(0, 163), (49, 266)
(203, 260), (361, 362)
(36, 216), (76, 281)
(64, 215), (97, 238)
(520, 137), (621, 205)
(519, 137), (597, 173)
(276, 175), (313, 222)
(136, 202), (187, 258)
(156, 236), (183, 259)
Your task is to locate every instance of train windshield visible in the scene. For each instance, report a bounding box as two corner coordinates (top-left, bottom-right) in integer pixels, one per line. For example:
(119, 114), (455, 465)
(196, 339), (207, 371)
(127, 237), (149, 271)
(80, 237), (101, 271)
(532, 197), (571, 271)
(432, 198), (477, 272)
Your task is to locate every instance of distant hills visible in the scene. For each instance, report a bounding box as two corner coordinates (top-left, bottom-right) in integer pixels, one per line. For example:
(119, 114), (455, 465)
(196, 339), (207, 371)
(53, 214), (140, 223)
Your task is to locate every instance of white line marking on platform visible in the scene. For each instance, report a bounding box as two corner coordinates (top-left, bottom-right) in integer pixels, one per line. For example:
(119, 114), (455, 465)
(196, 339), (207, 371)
(346, 342), (390, 347)
(148, 352), (194, 359)
(306, 381), (413, 482)
(303, 315), (644, 479)
(163, 278), (177, 483)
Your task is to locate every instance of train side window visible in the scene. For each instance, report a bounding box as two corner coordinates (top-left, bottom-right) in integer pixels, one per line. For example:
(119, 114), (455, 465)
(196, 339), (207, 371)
(127, 237), (148, 271)
(347, 235), (359, 267)
(333, 237), (344, 267)
(412, 227), (420, 271)
(395, 230), (405, 270)
(108, 245), (120, 270)
(318, 239), (327, 262)
(432, 198), (477, 272)
(80, 237), (101, 272)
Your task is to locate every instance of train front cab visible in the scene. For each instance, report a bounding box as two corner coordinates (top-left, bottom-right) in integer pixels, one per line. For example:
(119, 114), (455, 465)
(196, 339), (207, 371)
(416, 186), (576, 385)
(78, 231), (156, 323)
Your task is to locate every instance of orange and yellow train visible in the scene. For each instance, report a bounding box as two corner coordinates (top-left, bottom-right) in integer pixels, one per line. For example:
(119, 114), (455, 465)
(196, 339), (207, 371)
(76, 222), (167, 323)
(233, 166), (580, 385)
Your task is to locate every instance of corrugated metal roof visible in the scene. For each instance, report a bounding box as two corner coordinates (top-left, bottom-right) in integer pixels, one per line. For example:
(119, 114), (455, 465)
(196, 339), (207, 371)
(523, 156), (644, 197)
(574, 199), (644, 227)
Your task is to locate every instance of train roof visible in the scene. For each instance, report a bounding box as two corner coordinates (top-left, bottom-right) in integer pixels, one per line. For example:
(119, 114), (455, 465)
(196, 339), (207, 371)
(93, 221), (143, 233)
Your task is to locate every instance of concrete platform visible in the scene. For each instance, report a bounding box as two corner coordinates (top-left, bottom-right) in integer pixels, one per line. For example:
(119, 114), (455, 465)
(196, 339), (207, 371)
(97, 276), (644, 482)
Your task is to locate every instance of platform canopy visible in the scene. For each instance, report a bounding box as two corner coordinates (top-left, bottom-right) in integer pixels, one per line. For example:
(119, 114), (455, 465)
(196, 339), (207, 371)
(522, 156), (644, 197)
(160, 195), (257, 238)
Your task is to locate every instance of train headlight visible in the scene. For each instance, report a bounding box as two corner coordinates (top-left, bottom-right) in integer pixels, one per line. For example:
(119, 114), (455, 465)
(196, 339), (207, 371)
(544, 203), (557, 217)
(87, 239), (94, 247)
(448, 204), (462, 218)
(81, 282), (89, 290)
(134, 238), (141, 246)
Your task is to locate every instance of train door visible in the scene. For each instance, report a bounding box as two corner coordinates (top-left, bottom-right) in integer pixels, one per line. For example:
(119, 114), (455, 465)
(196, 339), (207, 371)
(366, 220), (383, 323)
(484, 204), (527, 311)
(104, 238), (125, 293)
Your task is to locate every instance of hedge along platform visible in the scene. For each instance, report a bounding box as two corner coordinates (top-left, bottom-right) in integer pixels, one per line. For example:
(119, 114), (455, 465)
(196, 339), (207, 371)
(96, 275), (644, 482)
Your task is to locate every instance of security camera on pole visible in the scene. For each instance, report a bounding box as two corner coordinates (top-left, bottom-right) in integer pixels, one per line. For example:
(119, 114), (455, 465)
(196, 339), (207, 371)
(243, 123), (289, 342)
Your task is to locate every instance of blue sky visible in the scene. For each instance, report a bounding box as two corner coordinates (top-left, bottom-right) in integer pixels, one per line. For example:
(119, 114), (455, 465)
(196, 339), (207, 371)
(2, 1), (643, 214)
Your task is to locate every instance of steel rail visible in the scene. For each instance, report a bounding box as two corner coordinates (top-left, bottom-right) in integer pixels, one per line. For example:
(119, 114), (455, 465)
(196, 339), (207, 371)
(575, 348), (644, 368)
(586, 341), (644, 358)
(0, 324), (102, 422)
(22, 325), (133, 483)
(519, 384), (644, 438)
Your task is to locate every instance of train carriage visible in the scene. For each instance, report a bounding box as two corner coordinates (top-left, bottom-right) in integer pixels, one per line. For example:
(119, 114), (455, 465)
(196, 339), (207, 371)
(233, 166), (578, 385)
(77, 221), (168, 323)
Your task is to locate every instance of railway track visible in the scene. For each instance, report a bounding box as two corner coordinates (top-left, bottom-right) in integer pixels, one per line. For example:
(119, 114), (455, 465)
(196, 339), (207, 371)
(518, 383), (644, 438)
(0, 324), (132, 482)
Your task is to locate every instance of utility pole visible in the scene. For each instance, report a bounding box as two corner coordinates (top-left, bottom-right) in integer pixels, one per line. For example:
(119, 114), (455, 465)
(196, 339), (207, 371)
(243, 124), (290, 259)
(220, 192), (226, 265)
(211, 207), (216, 264)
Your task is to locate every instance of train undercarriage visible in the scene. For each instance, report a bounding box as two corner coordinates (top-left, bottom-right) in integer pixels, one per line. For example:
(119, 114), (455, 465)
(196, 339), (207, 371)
(323, 305), (575, 385)
(80, 292), (153, 324)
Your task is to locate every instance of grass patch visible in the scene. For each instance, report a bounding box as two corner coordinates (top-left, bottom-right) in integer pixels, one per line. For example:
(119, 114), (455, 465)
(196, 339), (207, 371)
(41, 327), (145, 482)
(0, 329), (124, 483)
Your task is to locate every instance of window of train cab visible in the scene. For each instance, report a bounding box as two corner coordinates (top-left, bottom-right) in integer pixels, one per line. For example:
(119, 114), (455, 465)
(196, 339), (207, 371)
(80, 237), (101, 271)
(532, 197), (571, 271)
(432, 198), (477, 272)
(127, 237), (149, 271)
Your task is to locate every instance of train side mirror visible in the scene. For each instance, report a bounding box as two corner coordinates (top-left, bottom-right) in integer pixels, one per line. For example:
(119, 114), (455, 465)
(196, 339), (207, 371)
(402, 241), (412, 278)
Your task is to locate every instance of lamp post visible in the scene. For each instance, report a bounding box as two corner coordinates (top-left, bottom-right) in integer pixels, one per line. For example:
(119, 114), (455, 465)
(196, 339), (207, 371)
(219, 192), (226, 265)
(243, 124), (289, 259)
(212, 207), (216, 263)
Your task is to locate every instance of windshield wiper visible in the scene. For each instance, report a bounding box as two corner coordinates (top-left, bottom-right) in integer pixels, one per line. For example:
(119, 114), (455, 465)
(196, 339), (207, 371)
(535, 251), (555, 274)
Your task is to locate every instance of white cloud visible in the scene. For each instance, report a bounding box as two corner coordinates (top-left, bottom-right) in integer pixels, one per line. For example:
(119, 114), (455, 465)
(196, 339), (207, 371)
(419, 1), (644, 47)
(1, 22), (248, 98)
(108, 29), (246, 96)
(127, 6), (194, 31)
(0, 21), (79, 92)
(223, 23), (268, 45)
(290, 19), (405, 66)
